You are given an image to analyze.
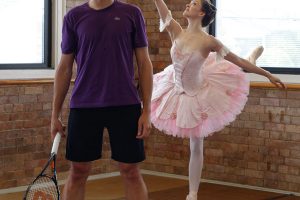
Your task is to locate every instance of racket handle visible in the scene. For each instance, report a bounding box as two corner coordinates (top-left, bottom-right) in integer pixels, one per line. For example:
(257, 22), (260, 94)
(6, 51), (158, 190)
(51, 133), (61, 155)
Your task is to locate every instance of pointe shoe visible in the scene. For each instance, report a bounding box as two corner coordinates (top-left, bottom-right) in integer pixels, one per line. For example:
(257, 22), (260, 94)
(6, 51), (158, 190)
(186, 194), (197, 200)
(247, 46), (264, 65)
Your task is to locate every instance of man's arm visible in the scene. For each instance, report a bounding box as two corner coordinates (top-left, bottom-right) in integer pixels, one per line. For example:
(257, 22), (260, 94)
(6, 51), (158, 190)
(51, 53), (75, 139)
(135, 47), (153, 138)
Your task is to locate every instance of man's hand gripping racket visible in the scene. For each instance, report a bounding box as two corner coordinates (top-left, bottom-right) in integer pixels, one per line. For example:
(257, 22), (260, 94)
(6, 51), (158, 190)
(23, 133), (61, 200)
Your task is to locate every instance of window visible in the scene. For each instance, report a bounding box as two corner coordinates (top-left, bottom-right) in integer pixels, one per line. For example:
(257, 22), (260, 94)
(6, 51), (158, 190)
(0, 0), (51, 69)
(211, 0), (300, 74)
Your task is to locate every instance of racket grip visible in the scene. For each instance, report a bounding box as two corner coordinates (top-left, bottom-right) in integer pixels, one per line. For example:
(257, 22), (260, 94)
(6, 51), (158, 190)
(51, 133), (61, 155)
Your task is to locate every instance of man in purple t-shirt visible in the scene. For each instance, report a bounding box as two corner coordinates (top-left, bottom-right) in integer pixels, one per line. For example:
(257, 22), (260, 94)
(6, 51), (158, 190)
(50, 0), (153, 199)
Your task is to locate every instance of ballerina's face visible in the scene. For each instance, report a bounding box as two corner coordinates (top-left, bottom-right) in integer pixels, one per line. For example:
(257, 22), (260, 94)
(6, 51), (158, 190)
(183, 0), (205, 18)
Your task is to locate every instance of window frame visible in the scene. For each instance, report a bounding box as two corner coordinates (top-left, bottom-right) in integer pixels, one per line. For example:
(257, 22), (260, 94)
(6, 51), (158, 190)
(210, 0), (300, 75)
(0, 0), (52, 70)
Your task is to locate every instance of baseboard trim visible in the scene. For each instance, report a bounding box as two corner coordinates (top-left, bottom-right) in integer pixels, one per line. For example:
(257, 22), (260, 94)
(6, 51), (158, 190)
(1, 170), (299, 197)
(0, 172), (120, 195)
(141, 170), (300, 197)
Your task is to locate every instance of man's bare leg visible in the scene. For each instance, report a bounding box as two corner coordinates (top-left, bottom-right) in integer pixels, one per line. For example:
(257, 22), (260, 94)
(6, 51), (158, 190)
(119, 163), (148, 200)
(62, 162), (92, 200)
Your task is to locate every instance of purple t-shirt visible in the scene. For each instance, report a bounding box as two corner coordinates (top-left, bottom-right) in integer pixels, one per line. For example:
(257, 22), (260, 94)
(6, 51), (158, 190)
(61, 1), (148, 108)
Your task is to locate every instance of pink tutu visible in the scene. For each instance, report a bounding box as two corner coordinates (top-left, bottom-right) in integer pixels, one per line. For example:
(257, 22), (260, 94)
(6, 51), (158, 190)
(151, 50), (249, 138)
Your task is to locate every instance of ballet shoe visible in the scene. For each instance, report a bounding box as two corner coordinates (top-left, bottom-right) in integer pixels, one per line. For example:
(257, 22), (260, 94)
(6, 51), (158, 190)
(186, 194), (197, 200)
(247, 45), (264, 65)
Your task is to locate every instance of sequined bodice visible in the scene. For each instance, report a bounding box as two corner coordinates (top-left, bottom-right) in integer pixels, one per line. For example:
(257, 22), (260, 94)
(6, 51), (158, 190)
(170, 43), (206, 96)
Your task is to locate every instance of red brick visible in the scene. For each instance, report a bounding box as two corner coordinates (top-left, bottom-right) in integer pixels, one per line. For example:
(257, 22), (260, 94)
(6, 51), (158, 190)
(265, 106), (285, 115)
(248, 88), (266, 97)
(264, 123), (285, 132)
(286, 125), (300, 134)
(287, 108), (300, 117)
(288, 166), (300, 175)
(291, 116), (300, 125)
(266, 90), (287, 98)
(19, 95), (37, 103)
(249, 113), (260, 121)
(246, 97), (260, 105)
(24, 86), (43, 95)
(205, 149), (223, 157)
(244, 121), (264, 129)
(0, 88), (4, 96)
(245, 169), (264, 178)
(288, 183), (300, 192)
(280, 149), (290, 157)
(247, 162), (258, 170)
(244, 105), (265, 113)
(287, 91), (300, 99)
(278, 181), (289, 190)
(280, 99), (300, 108)
(278, 165), (289, 174)
(260, 98), (280, 106)
(13, 104), (24, 112)
(258, 130), (270, 138)
(285, 175), (300, 184)
(246, 177), (264, 187)
(4, 87), (20, 96)
(265, 171), (279, 180)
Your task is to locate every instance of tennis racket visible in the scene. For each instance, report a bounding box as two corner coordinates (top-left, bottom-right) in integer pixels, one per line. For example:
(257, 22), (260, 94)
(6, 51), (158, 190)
(23, 133), (61, 200)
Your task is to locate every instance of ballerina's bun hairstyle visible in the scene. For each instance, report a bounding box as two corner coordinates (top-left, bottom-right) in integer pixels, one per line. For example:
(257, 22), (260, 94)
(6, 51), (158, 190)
(201, 0), (217, 27)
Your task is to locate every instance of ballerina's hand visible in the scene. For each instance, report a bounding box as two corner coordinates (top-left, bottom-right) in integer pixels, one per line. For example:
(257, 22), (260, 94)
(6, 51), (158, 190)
(267, 74), (286, 89)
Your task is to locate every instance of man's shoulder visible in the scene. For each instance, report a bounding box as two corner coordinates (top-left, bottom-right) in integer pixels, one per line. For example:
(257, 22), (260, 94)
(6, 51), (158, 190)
(116, 1), (142, 13)
(65, 3), (87, 19)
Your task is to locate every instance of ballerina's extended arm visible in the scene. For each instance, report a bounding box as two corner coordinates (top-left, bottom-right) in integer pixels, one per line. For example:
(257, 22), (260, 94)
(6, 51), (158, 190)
(210, 37), (286, 89)
(153, 0), (182, 41)
(228, 53), (286, 89)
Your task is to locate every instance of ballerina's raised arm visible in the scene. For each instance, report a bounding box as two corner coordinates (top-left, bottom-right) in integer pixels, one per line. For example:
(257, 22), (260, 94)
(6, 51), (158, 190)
(153, 0), (183, 41)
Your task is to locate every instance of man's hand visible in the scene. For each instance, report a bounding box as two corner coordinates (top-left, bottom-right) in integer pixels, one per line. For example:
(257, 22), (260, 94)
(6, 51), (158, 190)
(136, 112), (152, 139)
(51, 117), (66, 140)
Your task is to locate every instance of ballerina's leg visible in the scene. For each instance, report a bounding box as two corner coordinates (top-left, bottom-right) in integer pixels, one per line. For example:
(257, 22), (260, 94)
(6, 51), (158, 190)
(186, 137), (204, 200)
(246, 46), (264, 65)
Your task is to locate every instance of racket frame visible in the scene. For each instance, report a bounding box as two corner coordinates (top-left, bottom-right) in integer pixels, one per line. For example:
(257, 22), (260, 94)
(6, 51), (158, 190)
(23, 133), (61, 200)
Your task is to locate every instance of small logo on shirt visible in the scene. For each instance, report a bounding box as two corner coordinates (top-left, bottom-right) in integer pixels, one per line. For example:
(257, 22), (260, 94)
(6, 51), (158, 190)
(114, 17), (121, 21)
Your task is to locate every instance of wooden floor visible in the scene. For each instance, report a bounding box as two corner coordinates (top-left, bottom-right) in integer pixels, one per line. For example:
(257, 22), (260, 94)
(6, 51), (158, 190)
(0, 175), (299, 200)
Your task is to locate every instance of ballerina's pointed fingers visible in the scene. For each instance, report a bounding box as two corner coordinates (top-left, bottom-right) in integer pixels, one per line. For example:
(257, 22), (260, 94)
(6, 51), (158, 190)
(272, 81), (281, 88)
(270, 76), (286, 89)
(278, 81), (287, 89)
(274, 80), (286, 89)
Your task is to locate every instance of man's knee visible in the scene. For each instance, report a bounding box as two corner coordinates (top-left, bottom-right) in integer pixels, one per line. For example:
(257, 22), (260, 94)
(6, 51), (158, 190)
(69, 162), (92, 181)
(119, 163), (141, 180)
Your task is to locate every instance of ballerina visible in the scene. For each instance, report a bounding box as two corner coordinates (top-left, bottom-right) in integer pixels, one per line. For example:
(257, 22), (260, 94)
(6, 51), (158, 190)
(150, 0), (286, 199)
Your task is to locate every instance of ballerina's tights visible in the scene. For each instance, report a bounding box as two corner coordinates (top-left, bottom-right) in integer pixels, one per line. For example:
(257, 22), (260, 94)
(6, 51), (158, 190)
(189, 137), (204, 193)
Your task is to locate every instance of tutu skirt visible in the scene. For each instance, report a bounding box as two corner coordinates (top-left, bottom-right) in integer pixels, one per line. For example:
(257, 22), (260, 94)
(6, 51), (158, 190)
(151, 53), (249, 138)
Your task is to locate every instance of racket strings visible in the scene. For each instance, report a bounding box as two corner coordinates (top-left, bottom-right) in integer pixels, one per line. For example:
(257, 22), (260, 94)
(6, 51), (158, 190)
(25, 176), (58, 200)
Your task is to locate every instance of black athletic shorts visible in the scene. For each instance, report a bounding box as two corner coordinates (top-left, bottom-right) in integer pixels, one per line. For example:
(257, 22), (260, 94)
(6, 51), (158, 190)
(66, 104), (145, 163)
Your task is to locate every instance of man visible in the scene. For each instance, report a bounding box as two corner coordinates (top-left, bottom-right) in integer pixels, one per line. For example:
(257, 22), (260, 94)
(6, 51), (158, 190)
(50, 0), (153, 199)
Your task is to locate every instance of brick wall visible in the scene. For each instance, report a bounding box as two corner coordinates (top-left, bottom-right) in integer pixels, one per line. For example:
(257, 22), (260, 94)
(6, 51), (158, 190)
(0, 83), (118, 189)
(0, 0), (299, 194)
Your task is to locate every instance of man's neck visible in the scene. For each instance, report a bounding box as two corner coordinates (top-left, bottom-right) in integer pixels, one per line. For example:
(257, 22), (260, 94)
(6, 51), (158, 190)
(89, 0), (114, 10)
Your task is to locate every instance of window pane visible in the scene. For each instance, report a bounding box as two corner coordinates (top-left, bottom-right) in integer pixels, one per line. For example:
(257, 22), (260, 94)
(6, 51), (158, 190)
(0, 0), (44, 64)
(215, 0), (300, 69)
